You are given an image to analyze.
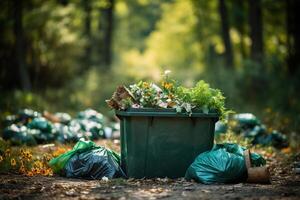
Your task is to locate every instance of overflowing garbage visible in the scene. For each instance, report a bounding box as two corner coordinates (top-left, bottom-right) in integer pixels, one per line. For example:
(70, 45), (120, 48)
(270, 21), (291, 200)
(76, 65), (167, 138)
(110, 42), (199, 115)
(185, 143), (266, 184)
(107, 72), (230, 120)
(49, 140), (125, 179)
(1, 109), (119, 145)
(215, 113), (289, 149)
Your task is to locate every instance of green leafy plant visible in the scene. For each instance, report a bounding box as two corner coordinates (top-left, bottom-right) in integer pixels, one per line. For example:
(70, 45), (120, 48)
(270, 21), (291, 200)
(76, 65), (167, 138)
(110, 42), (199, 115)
(107, 71), (231, 120)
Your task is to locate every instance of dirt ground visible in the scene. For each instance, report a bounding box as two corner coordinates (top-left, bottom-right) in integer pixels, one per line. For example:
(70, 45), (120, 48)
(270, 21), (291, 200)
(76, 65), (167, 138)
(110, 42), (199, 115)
(1, 154), (300, 200)
(1, 139), (299, 200)
(0, 172), (299, 200)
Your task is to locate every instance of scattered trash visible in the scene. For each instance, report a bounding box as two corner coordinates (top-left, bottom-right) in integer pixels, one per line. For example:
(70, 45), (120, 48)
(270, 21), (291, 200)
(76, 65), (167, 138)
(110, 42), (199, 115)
(185, 143), (266, 184)
(1, 109), (120, 145)
(107, 74), (229, 120)
(49, 140), (125, 179)
(3, 125), (37, 146)
(101, 176), (109, 182)
(215, 113), (289, 149)
(252, 130), (288, 149)
(244, 149), (270, 184)
(214, 121), (228, 135)
(294, 162), (300, 174)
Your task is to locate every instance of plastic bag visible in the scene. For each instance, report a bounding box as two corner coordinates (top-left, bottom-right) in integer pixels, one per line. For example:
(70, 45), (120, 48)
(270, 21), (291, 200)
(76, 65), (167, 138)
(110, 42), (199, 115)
(27, 117), (53, 133)
(53, 123), (80, 143)
(214, 121), (228, 135)
(64, 147), (124, 179)
(253, 130), (288, 149)
(3, 125), (37, 146)
(49, 140), (96, 173)
(77, 109), (104, 124)
(233, 113), (260, 128)
(17, 109), (41, 122)
(54, 112), (72, 124)
(77, 119), (105, 140)
(185, 143), (266, 184)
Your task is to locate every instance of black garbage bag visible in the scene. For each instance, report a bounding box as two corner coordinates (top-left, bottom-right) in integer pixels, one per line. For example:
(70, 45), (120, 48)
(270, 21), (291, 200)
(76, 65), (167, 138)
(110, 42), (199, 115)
(253, 130), (289, 149)
(232, 113), (261, 135)
(31, 130), (57, 144)
(2, 125), (37, 146)
(17, 109), (41, 123)
(64, 146), (125, 179)
(3, 115), (18, 127)
(242, 125), (267, 138)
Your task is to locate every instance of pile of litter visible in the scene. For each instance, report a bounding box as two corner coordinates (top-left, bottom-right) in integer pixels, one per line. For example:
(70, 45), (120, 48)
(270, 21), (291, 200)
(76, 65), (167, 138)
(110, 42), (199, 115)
(215, 113), (288, 149)
(50, 141), (266, 184)
(106, 74), (229, 120)
(2, 109), (119, 145)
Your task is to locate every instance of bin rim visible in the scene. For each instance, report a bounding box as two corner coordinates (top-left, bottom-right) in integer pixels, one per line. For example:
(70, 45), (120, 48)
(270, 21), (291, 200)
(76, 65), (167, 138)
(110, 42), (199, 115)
(115, 108), (219, 118)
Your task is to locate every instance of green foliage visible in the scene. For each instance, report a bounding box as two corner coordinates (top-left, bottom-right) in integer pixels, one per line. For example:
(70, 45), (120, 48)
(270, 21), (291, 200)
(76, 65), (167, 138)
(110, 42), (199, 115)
(110, 72), (229, 119)
(0, 0), (299, 135)
(129, 81), (160, 108)
(175, 80), (228, 120)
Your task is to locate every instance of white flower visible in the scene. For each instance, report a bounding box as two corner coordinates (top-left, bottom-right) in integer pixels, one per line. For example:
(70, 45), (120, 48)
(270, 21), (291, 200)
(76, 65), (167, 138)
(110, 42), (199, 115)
(158, 101), (168, 108)
(131, 104), (141, 108)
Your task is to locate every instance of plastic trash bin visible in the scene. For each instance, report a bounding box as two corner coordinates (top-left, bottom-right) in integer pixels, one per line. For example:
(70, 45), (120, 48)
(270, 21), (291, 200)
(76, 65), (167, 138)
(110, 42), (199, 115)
(116, 108), (219, 178)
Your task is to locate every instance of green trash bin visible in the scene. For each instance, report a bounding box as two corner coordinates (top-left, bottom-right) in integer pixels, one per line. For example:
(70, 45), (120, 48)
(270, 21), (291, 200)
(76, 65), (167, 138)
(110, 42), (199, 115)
(116, 108), (219, 178)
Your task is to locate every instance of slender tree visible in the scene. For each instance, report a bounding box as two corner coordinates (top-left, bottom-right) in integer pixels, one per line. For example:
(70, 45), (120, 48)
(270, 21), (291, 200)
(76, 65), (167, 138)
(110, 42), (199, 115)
(248, 0), (263, 64)
(14, 0), (31, 90)
(286, 0), (300, 75)
(99, 0), (114, 67)
(218, 0), (234, 67)
(83, 0), (92, 68)
(232, 0), (247, 58)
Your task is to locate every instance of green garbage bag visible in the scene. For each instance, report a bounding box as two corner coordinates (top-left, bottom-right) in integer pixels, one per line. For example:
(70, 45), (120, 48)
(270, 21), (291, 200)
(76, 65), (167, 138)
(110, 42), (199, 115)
(77, 109), (104, 124)
(53, 123), (80, 143)
(234, 113), (260, 127)
(214, 121), (228, 135)
(27, 117), (53, 133)
(2, 125), (37, 146)
(49, 140), (96, 173)
(185, 143), (266, 184)
(54, 112), (72, 124)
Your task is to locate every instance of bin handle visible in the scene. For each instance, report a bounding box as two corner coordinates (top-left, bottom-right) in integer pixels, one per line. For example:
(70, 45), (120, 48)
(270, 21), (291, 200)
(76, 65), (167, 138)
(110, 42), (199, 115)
(149, 116), (154, 126)
(191, 118), (196, 126)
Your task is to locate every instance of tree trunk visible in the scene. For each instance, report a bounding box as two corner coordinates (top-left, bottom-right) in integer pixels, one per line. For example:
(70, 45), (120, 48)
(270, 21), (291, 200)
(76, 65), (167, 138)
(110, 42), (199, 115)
(248, 0), (263, 64)
(218, 0), (234, 68)
(83, 0), (92, 68)
(286, 0), (300, 75)
(233, 0), (247, 58)
(99, 0), (114, 68)
(14, 0), (31, 91)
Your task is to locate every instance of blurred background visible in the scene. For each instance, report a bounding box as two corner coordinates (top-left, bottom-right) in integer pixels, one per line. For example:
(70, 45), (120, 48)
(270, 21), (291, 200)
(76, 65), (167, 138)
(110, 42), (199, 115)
(0, 0), (299, 133)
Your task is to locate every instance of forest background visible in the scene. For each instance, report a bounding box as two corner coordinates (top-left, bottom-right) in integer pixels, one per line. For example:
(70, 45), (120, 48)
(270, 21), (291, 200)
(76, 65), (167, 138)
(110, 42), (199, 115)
(1, 0), (299, 134)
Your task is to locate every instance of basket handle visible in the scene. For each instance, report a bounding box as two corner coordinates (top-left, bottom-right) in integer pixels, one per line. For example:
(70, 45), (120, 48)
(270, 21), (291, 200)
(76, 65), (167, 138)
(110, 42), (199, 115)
(244, 149), (252, 169)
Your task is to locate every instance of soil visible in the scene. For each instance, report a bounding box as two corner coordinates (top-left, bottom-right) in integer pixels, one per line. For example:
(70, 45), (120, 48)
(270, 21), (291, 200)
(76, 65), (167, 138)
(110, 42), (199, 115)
(0, 173), (299, 200)
(1, 140), (299, 200)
